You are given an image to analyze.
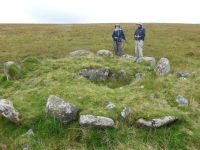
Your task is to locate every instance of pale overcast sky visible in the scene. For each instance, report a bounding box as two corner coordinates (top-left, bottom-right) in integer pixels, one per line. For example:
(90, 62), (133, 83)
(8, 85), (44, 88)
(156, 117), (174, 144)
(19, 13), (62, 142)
(0, 0), (199, 24)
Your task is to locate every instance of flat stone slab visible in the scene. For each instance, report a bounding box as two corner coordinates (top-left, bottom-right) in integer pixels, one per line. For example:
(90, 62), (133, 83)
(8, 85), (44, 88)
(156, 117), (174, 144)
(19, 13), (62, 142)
(79, 115), (115, 128)
(136, 57), (156, 65)
(69, 50), (94, 57)
(136, 116), (178, 128)
(96, 50), (113, 57)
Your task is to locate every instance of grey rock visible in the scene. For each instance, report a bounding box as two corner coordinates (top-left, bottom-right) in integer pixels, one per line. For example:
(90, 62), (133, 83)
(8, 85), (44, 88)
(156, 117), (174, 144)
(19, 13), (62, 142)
(78, 67), (110, 81)
(79, 115), (115, 128)
(117, 70), (128, 79)
(3, 61), (21, 80)
(96, 50), (113, 57)
(120, 107), (129, 119)
(122, 54), (137, 63)
(136, 57), (156, 65)
(176, 72), (190, 78)
(149, 93), (155, 100)
(136, 116), (178, 128)
(0, 99), (20, 123)
(155, 58), (170, 76)
(46, 95), (79, 124)
(176, 96), (189, 105)
(140, 85), (144, 89)
(69, 50), (93, 57)
(106, 102), (116, 109)
(135, 72), (144, 79)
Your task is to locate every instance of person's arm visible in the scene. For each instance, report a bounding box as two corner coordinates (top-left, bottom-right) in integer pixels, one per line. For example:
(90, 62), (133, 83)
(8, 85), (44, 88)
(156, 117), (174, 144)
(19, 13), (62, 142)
(142, 29), (145, 40)
(121, 30), (126, 40)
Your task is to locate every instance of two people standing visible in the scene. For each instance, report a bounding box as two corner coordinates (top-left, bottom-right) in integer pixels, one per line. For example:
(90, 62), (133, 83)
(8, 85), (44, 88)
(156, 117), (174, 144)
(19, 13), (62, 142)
(112, 23), (145, 57)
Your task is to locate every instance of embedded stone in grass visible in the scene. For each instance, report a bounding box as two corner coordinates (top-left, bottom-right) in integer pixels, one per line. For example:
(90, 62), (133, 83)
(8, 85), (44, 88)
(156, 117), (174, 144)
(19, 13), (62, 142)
(79, 115), (115, 128)
(155, 57), (170, 76)
(78, 67), (132, 88)
(120, 107), (129, 119)
(69, 50), (94, 57)
(176, 72), (190, 78)
(96, 50), (113, 57)
(0, 99), (20, 123)
(136, 57), (156, 65)
(46, 95), (79, 124)
(106, 102), (116, 109)
(136, 116), (178, 128)
(176, 96), (189, 105)
(3, 61), (21, 80)
(122, 54), (137, 63)
(135, 72), (145, 79)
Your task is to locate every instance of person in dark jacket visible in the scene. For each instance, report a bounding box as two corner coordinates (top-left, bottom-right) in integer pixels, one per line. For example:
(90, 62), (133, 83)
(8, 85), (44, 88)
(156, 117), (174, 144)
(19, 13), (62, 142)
(112, 24), (126, 56)
(134, 23), (145, 58)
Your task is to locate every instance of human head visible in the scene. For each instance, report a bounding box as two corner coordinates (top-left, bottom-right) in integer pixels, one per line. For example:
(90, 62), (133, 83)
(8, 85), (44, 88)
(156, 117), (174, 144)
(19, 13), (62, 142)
(136, 23), (143, 28)
(115, 24), (121, 28)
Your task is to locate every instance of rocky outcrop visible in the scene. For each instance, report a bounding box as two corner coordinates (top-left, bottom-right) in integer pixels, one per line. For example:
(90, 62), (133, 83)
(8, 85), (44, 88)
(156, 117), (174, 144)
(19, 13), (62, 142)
(69, 50), (94, 57)
(155, 58), (170, 76)
(79, 115), (115, 128)
(78, 67), (110, 81)
(136, 57), (156, 65)
(136, 116), (178, 128)
(0, 99), (20, 123)
(96, 50), (113, 57)
(46, 95), (79, 124)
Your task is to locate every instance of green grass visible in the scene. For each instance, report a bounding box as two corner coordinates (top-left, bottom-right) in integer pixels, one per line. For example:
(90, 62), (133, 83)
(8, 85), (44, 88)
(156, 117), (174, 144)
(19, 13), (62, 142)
(0, 24), (200, 150)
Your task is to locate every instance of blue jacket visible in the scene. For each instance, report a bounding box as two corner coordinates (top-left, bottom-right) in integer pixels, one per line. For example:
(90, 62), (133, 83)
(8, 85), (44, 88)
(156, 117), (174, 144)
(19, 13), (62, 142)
(112, 29), (126, 42)
(134, 27), (145, 41)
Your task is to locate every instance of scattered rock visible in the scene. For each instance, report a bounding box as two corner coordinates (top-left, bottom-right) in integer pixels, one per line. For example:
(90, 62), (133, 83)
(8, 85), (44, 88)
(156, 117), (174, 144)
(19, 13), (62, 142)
(106, 102), (116, 109)
(3, 61), (21, 80)
(176, 72), (190, 78)
(140, 85), (144, 89)
(122, 54), (137, 63)
(117, 70), (128, 79)
(155, 58), (170, 76)
(149, 93), (155, 100)
(136, 57), (156, 65)
(46, 95), (79, 124)
(179, 77), (187, 80)
(69, 50), (93, 57)
(22, 129), (34, 137)
(96, 50), (113, 57)
(78, 67), (110, 81)
(0, 99), (20, 123)
(176, 96), (189, 105)
(135, 72), (144, 79)
(136, 116), (178, 128)
(120, 107), (129, 119)
(79, 115), (115, 128)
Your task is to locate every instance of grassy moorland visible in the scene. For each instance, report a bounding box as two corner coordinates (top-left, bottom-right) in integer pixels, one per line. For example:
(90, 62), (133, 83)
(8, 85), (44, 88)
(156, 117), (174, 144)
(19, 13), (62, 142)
(0, 24), (200, 150)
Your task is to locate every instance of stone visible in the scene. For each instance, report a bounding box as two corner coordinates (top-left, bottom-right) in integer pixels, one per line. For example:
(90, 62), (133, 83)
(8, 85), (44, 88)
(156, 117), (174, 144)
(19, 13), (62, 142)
(155, 58), (170, 76)
(106, 102), (116, 109)
(69, 50), (93, 57)
(122, 54), (137, 63)
(120, 107), (129, 119)
(3, 61), (21, 80)
(149, 93), (155, 100)
(96, 50), (113, 57)
(136, 116), (178, 128)
(0, 99), (20, 123)
(176, 72), (190, 78)
(135, 72), (144, 79)
(136, 57), (156, 65)
(46, 95), (79, 124)
(79, 115), (115, 128)
(78, 67), (110, 81)
(140, 85), (144, 89)
(176, 96), (189, 105)
(117, 70), (128, 79)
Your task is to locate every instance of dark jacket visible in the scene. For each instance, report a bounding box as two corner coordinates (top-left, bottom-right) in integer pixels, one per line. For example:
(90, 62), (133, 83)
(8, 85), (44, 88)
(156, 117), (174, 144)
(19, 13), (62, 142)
(112, 29), (126, 42)
(134, 27), (145, 41)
